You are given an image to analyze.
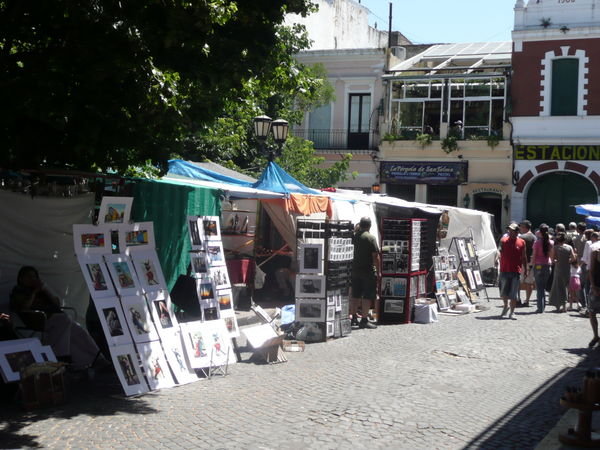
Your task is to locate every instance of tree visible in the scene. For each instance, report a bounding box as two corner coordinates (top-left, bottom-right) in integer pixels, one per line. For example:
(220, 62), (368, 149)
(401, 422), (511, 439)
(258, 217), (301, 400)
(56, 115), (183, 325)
(0, 0), (315, 173)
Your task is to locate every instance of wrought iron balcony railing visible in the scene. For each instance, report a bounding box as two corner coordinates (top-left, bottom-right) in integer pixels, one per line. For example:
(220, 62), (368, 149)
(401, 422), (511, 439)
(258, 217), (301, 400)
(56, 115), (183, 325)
(291, 129), (380, 151)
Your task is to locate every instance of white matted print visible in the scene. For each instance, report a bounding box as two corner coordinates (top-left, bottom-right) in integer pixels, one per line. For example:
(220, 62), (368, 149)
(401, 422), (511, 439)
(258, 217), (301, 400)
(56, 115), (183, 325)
(147, 290), (178, 331)
(473, 270), (484, 288)
(162, 331), (198, 385)
(77, 254), (116, 299)
(121, 295), (159, 343)
(326, 321), (335, 337)
(117, 222), (155, 254)
(208, 266), (231, 290)
(216, 289), (233, 313)
(384, 299), (405, 314)
(205, 242), (226, 266)
(73, 224), (111, 255)
(109, 343), (149, 396)
(296, 298), (326, 322)
(465, 268), (477, 290)
(0, 339), (45, 383)
(298, 243), (323, 274)
(381, 277), (407, 298)
(221, 313), (240, 339)
(105, 254), (141, 296)
(98, 197), (133, 225)
(202, 305), (220, 321)
(187, 216), (204, 250)
(94, 297), (132, 346)
(222, 211), (256, 236)
(190, 251), (209, 277)
(130, 250), (167, 293)
(197, 277), (216, 302)
(137, 341), (176, 390)
(180, 320), (234, 369)
(202, 216), (221, 241)
(295, 274), (326, 298)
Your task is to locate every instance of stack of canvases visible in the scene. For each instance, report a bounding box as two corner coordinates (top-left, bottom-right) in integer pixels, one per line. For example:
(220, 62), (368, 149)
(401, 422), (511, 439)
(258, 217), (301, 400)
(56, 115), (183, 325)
(73, 197), (233, 396)
(185, 215), (240, 357)
(295, 220), (353, 342)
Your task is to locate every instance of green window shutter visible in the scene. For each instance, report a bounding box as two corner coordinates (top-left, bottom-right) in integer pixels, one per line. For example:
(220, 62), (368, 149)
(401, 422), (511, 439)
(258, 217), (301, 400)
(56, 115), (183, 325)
(551, 58), (579, 116)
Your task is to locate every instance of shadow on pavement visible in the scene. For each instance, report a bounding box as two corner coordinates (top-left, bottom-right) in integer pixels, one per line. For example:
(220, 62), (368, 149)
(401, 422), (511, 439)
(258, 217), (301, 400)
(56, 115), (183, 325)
(0, 370), (158, 449)
(465, 346), (600, 449)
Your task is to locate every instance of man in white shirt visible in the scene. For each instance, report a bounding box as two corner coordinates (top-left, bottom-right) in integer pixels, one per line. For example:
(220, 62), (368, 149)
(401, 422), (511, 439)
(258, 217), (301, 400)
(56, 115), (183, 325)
(582, 232), (600, 314)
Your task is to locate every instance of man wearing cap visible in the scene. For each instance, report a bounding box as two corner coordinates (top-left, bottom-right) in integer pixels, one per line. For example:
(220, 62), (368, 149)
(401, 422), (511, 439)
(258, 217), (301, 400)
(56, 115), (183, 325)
(498, 223), (528, 319)
(351, 217), (380, 329)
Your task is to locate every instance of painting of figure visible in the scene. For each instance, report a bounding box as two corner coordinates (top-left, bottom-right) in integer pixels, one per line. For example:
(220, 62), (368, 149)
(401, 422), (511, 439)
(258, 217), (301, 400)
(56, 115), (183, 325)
(87, 263), (108, 290)
(113, 262), (135, 288)
(103, 308), (124, 336)
(117, 354), (140, 385)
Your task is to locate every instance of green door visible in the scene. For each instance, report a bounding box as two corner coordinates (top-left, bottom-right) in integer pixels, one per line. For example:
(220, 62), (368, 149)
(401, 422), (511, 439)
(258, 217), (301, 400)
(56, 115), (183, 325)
(527, 172), (597, 228)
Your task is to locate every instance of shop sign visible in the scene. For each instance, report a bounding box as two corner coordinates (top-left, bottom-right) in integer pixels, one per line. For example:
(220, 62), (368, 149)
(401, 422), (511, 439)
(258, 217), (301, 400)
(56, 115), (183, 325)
(515, 145), (600, 161)
(380, 161), (468, 185)
(471, 187), (504, 195)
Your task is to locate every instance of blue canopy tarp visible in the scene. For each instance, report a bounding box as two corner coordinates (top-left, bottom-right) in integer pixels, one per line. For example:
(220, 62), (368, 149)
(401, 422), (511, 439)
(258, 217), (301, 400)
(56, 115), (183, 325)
(575, 204), (600, 217)
(252, 161), (323, 196)
(168, 159), (254, 187)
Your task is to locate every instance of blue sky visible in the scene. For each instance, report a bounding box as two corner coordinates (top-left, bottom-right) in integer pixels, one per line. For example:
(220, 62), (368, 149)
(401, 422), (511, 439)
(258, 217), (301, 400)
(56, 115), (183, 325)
(358, 0), (516, 44)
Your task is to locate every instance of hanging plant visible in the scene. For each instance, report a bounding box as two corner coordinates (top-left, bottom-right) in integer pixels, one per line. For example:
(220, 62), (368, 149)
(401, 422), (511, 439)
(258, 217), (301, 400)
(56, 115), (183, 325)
(540, 17), (552, 28)
(441, 136), (459, 154)
(416, 133), (433, 148)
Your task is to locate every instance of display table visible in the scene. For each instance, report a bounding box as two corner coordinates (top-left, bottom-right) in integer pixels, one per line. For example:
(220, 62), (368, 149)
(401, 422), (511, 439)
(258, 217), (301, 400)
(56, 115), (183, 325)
(413, 303), (438, 324)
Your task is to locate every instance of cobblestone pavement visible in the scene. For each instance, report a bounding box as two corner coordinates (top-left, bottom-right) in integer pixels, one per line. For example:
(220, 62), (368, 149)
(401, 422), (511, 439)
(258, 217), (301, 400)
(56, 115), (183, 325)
(3, 287), (600, 449)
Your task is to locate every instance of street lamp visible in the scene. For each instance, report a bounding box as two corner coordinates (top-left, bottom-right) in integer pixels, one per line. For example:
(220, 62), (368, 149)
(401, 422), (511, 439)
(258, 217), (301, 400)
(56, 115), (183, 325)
(253, 115), (289, 161)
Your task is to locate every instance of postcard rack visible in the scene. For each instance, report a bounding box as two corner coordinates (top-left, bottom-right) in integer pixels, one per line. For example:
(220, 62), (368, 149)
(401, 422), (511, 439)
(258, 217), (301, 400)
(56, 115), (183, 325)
(379, 218), (428, 324)
(295, 219), (354, 342)
(450, 236), (489, 302)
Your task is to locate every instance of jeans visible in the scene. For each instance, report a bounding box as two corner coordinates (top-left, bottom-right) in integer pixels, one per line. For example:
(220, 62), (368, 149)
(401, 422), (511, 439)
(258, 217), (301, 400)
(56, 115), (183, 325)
(534, 265), (550, 312)
(580, 265), (589, 307)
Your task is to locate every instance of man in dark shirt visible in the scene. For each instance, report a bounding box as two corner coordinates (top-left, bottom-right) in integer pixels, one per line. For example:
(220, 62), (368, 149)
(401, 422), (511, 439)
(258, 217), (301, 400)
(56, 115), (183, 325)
(351, 217), (380, 329)
(518, 220), (536, 306)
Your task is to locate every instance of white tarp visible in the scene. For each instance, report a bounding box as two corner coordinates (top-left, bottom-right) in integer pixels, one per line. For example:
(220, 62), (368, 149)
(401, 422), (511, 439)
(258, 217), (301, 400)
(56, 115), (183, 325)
(0, 190), (95, 320)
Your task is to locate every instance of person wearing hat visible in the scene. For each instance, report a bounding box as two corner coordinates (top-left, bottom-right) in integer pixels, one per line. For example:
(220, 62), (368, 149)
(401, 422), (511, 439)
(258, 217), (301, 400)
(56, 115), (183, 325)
(498, 223), (528, 319)
(518, 220), (536, 307)
(350, 217), (380, 329)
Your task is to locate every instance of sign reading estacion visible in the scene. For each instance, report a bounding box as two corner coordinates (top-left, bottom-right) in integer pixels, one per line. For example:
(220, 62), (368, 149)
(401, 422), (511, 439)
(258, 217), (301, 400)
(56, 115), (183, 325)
(380, 161), (468, 185)
(515, 145), (600, 161)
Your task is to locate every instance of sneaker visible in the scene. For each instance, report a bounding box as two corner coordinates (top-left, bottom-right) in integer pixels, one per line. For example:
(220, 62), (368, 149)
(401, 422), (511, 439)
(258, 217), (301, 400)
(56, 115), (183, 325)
(501, 306), (509, 317)
(359, 318), (377, 329)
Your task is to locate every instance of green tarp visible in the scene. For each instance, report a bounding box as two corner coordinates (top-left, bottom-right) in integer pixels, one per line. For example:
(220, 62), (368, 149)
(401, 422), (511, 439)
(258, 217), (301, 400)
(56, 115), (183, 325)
(131, 179), (220, 290)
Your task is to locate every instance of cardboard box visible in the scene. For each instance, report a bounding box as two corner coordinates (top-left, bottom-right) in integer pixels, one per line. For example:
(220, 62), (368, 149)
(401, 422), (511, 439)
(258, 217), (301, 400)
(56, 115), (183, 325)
(282, 340), (305, 352)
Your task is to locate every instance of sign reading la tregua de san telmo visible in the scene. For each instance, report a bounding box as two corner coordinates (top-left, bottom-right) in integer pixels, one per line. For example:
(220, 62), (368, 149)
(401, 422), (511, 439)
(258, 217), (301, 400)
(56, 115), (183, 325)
(515, 145), (600, 161)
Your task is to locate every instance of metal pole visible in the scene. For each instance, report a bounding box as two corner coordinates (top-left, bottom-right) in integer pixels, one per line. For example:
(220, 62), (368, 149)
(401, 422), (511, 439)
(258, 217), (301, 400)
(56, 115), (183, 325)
(388, 2), (393, 48)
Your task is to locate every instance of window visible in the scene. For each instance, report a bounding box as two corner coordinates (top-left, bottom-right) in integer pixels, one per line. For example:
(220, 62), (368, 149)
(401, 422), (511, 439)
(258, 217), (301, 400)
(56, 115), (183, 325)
(386, 184), (416, 202)
(390, 79), (443, 138)
(427, 185), (458, 207)
(551, 59), (579, 116)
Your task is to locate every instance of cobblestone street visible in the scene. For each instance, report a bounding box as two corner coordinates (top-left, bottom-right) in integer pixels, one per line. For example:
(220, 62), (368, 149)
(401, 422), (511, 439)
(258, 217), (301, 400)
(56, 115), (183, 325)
(2, 288), (600, 449)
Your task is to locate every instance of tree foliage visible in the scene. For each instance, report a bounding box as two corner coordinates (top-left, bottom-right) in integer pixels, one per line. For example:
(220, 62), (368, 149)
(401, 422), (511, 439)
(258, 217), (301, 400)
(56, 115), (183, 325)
(0, 0), (314, 173)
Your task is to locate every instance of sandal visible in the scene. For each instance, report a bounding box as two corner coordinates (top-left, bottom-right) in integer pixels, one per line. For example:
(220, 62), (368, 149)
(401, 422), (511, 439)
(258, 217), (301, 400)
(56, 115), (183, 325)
(589, 337), (599, 348)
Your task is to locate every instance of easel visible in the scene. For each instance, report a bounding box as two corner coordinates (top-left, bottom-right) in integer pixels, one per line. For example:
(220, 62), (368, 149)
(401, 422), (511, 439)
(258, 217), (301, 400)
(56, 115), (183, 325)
(198, 347), (231, 379)
(450, 233), (490, 302)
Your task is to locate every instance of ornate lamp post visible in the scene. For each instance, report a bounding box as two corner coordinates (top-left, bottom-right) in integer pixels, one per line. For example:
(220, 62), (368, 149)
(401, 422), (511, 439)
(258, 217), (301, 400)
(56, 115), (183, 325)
(253, 115), (289, 161)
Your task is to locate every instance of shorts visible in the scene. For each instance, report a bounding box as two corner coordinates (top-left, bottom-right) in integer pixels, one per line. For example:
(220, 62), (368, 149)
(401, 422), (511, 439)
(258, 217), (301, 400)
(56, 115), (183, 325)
(589, 294), (600, 314)
(499, 272), (520, 299)
(351, 274), (377, 300)
(570, 277), (581, 292)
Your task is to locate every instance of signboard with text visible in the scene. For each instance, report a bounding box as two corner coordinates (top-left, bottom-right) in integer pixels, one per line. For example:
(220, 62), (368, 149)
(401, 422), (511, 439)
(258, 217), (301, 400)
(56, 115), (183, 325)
(380, 161), (468, 185)
(514, 145), (600, 161)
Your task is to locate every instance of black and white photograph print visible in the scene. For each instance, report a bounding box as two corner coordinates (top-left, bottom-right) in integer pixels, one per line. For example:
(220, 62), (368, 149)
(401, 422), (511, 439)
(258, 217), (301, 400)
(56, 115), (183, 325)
(187, 216), (203, 249)
(436, 293), (450, 311)
(295, 274), (326, 298)
(296, 298), (326, 321)
(380, 277), (407, 298)
(190, 252), (208, 276)
(298, 243), (323, 274)
(208, 267), (231, 290)
(473, 269), (484, 288)
(202, 216), (221, 241)
(384, 299), (405, 314)
(465, 268), (477, 290)
(206, 242), (226, 266)
(457, 238), (470, 262)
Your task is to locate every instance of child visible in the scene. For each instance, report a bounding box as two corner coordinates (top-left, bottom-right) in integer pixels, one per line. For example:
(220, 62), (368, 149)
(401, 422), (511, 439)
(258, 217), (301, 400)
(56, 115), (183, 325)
(569, 260), (582, 311)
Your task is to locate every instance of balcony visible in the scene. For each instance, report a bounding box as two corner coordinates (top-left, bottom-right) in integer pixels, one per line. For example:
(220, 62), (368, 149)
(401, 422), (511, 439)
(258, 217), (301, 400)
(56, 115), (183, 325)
(292, 129), (380, 151)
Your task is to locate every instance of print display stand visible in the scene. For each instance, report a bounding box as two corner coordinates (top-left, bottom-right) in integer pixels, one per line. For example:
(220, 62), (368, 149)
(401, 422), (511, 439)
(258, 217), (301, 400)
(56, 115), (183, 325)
(198, 347), (231, 379)
(432, 250), (463, 312)
(450, 236), (490, 302)
(380, 218), (428, 324)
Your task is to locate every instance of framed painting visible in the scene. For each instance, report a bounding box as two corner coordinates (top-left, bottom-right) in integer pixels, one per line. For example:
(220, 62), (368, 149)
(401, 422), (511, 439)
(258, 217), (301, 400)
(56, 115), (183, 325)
(109, 343), (149, 396)
(93, 297), (132, 346)
(117, 222), (156, 254)
(205, 242), (226, 266)
(187, 216), (204, 250)
(384, 299), (405, 314)
(201, 216), (221, 241)
(104, 254), (140, 297)
(130, 250), (167, 293)
(216, 289), (233, 313)
(326, 305), (335, 321)
(465, 268), (477, 290)
(295, 274), (326, 298)
(202, 305), (220, 321)
(208, 266), (231, 290)
(0, 338), (44, 383)
(381, 277), (407, 298)
(190, 251), (209, 277)
(197, 277), (216, 302)
(180, 320), (235, 369)
(457, 238), (470, 262)
(473, 269), (484, 288)
(98, 197), (133, 225)
(295, 298), (326, 322)
(73, 224), (111, 255)
(147, 290), (178, 332)
(436, 292), (450, 311)
(298, 243), (323, 274)
(77, 254), (116, 299)
(161, 330), (198, 385)
(137, 341), (176, 391)
(121, 295), (159, 343)
(326, 321), (334, 338)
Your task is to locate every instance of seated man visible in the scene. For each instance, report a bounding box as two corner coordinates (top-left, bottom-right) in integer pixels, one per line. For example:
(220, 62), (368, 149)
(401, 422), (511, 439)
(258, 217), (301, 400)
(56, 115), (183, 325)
(10, 266), (106, 369)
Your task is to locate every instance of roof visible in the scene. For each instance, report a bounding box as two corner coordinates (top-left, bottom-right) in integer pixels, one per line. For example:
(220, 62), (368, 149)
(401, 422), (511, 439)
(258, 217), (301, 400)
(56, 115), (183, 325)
(387, 42), (512, 78)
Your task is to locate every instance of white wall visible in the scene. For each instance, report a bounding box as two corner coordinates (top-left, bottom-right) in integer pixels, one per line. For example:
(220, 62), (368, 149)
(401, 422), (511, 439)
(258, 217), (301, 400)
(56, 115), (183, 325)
(512, 116), (600, 143)
(515, 0), (600, 30)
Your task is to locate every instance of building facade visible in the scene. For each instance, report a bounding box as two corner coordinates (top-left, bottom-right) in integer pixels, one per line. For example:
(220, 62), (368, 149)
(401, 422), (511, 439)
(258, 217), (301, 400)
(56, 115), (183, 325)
(511, 0), (600, 226)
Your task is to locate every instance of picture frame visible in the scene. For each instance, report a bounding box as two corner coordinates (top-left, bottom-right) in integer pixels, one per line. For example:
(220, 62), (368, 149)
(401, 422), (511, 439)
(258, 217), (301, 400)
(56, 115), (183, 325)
(39, 345), (57, 363)
(380, 277), (407, 298)
(77, 254), (116, 299)
(137, 341), (176, 391)
(465, 268), (477, 290)
(187, 216), (204, 250)
(298, 243), (323, 274)
(98, 197), (133, 225)
(109, 343), (149, 396)
(295, 298), (326, 322)
(436, 292), (450, 311)
(104, 254), (141, 296)
(130, 250), (167, 293)
(457, 238), (470, 262)
(221, 211), (256, 236)
(161, 331), (198, 385)
(117, 222), (156, 254)
(121, 295), (159, 343)
(457, 290), (471, 304)
(190, 251), (209, 277)
(335, 294), (342, 312)
(326, 305), (335, 321)
(93, 296), (133, 346)
(208, 266), (231, 290)
(197, 277), (216, 302)
(0, 338), (44, 383)
(221, 313), (240, 339)
(467, 240), (476, 260)
(384, 299), (405, 314)
(180, 320), (234, 369)
(295, 274), (326, 298)
(216, 289), (233, 313)
(473, 269), (484, 288)
(201, 216), (221, 241)
(205, 242), (226, 266)
(146, 290), (178, 332)
(72, 224), (111, 255)
(326, 321), (335, 338)
(202, 305), (220, 321)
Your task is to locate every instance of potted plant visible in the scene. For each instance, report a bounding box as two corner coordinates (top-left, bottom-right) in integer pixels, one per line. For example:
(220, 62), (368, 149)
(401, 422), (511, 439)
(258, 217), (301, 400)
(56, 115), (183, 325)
(416, 133), (433, 148)
(441, 136), (459, 154)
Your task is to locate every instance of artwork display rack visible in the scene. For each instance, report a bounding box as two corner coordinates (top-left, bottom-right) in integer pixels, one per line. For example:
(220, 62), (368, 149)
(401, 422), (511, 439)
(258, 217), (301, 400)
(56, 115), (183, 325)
(295, 219), (354, 342)
(433, 250), (473, 311)
(379, 218), (428, 324)
(449, 236), (489, 302)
